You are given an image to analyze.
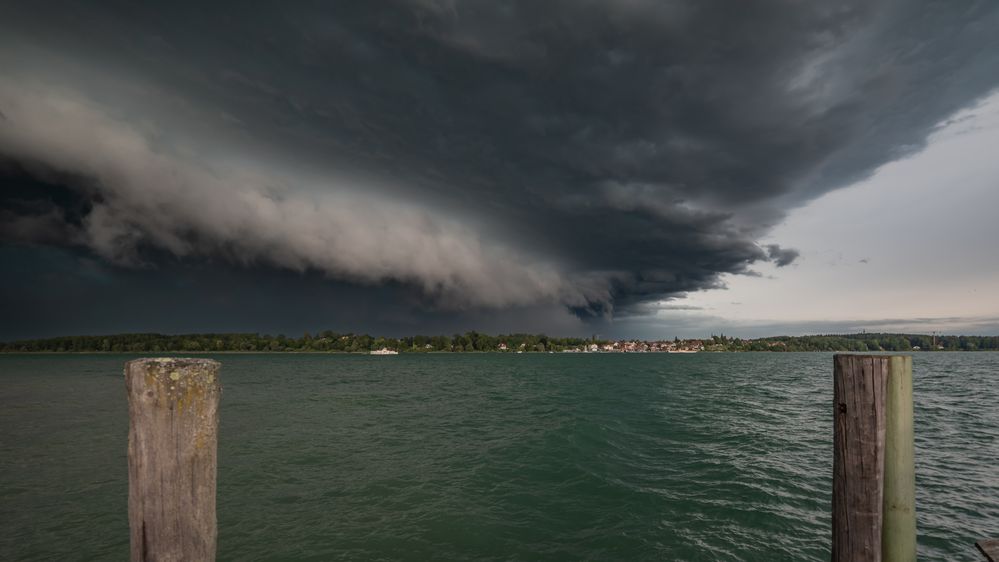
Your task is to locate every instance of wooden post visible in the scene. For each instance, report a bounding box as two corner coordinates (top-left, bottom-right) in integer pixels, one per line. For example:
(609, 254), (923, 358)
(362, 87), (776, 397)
(977, 538), (999, 561)
(882, 356), (915, 562)
(126, 358), (221, 562)
(833, 354), (889, 562)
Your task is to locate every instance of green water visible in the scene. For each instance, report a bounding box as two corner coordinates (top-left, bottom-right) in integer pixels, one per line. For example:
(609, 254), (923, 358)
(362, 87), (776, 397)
(1, 353), (997, 560)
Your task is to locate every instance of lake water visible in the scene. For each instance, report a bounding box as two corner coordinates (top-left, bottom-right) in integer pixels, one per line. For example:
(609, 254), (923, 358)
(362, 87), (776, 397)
(1, 352), (997, 560)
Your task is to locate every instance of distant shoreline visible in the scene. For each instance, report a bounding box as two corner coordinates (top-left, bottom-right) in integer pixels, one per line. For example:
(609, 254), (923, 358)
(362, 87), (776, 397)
(3, 331), (997, 354)
(0, 349), (999, 357)
(2, 350), (997, 354)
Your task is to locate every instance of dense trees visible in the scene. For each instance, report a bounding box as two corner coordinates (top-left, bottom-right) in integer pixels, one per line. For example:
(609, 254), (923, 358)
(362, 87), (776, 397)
(720, 333), (999, 352)
(1, 332), (996, 353)
(0, 332), (595, 353)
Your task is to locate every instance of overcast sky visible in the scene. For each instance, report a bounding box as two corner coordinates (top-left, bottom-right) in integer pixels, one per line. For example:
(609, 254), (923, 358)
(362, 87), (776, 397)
(1, 1), (998, 340)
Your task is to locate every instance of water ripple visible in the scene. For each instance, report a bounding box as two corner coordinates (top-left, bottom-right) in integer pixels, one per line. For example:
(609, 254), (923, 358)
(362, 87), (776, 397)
(0, 352), (996, 560)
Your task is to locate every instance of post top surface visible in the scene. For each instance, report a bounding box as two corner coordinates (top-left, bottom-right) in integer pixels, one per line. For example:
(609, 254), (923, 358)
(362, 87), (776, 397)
(126, 358), (220, 369)
(833, 353), (912, 358)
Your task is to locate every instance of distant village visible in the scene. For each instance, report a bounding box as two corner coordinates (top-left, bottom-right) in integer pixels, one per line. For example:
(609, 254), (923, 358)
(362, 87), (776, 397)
(500, 339), (707, 353)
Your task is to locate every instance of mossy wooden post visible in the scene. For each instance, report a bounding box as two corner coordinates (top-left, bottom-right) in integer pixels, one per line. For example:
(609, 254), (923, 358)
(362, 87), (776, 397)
(833, 355), (888, 562)
(126, 358), (221, 562)
(882, 356), (915, 562)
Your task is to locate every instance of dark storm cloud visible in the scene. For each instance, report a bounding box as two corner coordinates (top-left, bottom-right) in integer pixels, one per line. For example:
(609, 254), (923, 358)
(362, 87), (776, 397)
(765, 245), (800, 268)
(0, 245), (587, 341)
(2, 0), (998, 330)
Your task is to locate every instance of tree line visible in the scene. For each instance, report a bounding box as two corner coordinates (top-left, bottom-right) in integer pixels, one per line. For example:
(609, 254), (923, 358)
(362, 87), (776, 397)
(706, 333), (999, 352)
(0, 331), (599, 353)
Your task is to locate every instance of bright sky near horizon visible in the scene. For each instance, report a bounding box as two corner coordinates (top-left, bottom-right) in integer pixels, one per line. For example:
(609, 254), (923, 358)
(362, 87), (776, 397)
(643, 91), (999, 337)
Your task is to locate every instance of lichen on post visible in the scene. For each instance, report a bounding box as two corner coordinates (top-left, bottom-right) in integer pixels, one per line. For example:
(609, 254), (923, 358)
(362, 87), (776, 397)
(125, 358), (221, 562)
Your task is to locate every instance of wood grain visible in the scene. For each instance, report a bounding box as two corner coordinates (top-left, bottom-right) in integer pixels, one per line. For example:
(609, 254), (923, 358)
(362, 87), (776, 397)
(126, 358), (221, 562)
(833, 354), (889, 562)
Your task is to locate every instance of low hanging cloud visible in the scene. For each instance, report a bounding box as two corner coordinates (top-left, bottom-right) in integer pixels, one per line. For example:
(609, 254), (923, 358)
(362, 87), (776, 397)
(0, 84), (595, 310)
(2, 0), (998, 325)
(0, 79), (789, 316)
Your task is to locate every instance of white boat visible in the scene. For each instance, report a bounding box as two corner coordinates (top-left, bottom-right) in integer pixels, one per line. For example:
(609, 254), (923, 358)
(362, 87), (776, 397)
(370, 348), (399, 355)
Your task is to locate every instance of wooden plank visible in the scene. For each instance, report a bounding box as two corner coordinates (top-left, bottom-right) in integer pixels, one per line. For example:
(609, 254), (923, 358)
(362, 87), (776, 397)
(977, 539), (999, 562)
(126, 358), (221, 562)
(883, 356), (916, 562)
(832, 354), (889, 562)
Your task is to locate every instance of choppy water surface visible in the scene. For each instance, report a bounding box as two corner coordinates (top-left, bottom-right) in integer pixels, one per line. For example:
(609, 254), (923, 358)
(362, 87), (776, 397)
(1, 353), (997, 560)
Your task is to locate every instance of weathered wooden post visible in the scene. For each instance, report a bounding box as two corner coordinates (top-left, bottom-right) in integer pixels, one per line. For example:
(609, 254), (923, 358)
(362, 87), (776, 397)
(832, 354), (915, 562)
(126, 358), (221, 562)
(833, 354), (888, 562)
(977, 538), (999, 561)
(882, 356), (915, 562)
